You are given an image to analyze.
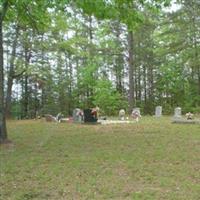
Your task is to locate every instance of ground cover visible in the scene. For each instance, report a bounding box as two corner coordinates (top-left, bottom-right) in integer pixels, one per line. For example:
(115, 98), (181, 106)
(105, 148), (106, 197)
(0, 117), (200, 199)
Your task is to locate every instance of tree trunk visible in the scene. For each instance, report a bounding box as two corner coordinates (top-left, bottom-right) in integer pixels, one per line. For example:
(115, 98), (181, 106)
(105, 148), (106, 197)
(40, 34), (46, 111)
(138, 65), (141, 102)
(134, 61), (138, 102)
(128, 30), (135, 113)
(68, 53), (73, 114)
(189, 10), (200, 105)
(147, 62), (154, 114)
(34, 83), (38, 118)
(86, 15), (93, 107)
(5, 26), (19, 118)
(24, 75), (28, 118)
(143, 65), (147, 105)
(0, 0), (9, 142)
(113, 21), (124, 94)
(23, 44), (31, 118)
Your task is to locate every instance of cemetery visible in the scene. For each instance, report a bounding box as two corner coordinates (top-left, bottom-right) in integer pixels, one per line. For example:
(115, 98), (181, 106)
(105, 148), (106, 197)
(1, 116), (200, 199)
(1, 1), (200, 200)
(43, 106), (200, 125)
(1, 102), (199, 199)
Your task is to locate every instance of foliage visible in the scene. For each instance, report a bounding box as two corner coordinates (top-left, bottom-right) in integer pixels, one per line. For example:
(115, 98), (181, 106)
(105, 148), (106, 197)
(93, 79), (127, 115)
(2, 0), (200, 123)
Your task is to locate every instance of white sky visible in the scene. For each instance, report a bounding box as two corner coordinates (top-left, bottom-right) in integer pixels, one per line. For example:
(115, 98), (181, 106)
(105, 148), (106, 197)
(164, 0), (182, 12)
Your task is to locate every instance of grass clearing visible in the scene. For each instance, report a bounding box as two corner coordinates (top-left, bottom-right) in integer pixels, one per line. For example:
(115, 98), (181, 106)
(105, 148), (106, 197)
(0, 117), (200, 199)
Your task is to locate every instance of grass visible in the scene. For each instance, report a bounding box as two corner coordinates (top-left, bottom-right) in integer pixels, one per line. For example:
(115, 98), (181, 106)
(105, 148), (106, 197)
(0, 117), (200, 200)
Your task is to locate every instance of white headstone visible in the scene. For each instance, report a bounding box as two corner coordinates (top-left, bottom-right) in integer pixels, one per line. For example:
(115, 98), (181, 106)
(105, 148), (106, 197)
(155, 106), (162, 117)
(132, 107), (140, 115)
(132, 108), (141, 122)
(119, 109), (125, 120)
(185, 112), (193, 120)
(73, 108), (83, 122)
(174, 107), (182, 118)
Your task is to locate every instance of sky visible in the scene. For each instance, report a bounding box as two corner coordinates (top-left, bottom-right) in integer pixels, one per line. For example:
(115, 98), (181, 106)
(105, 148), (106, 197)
(164, 0), (182, 12)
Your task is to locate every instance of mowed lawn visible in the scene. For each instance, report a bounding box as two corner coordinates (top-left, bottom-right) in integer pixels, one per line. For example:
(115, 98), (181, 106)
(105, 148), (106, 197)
(0, 117), (200, 200)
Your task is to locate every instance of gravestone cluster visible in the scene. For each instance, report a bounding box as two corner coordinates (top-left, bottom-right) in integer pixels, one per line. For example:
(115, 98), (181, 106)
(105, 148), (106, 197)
(45, 105), (197, 124)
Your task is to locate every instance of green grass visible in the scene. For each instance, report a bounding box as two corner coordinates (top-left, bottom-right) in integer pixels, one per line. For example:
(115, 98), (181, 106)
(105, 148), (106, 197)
(0, 117), (200, 200)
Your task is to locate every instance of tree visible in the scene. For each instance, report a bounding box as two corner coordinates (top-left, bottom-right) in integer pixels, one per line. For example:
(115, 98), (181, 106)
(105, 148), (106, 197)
(93, 78), (126, 115)
(153, 0), (200, 111)
(128, 30), (135, 112)
(0, 0), (9, 142)
(5, 24), (22, 118)
(0, 0), (54, 142)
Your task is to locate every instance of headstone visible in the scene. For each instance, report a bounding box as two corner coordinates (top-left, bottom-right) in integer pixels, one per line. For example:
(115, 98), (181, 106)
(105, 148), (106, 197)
(155, 106), (162, 117)
(83, 109), (98, 123)
(119, 109), (125, 120)
(73, 108), (83, 123)
(174, 107), (182, 119)
(185, 112), (193, 120)
(132, 108), (141, 122)
(133, 107), (141, 115)
(56, 112), (64, 122)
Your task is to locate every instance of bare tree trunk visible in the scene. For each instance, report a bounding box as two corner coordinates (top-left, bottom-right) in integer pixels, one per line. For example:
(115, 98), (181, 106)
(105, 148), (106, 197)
(134, 61), (138, 102)
(113, 21), (124, 94)
(23, 43), (31, 118)
(147, 63), (154, 113)
(41, 35), (45, 109)
(5, 26), (19, 118)
(33, 82), (38, 118)
(128, 30), (135, 113)
(86, 15), (93, 107)
(138, 65), (141, 101)
(0, 0), (9, 143)
(24, 75), (28, 118)
(68, 53), (73, 114)
(198, 66), (200, 97)
(143, 65), (147, 105)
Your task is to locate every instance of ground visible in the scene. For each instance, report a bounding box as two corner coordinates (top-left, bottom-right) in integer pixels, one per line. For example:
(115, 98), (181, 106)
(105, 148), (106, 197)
(0, 117), (200, 200)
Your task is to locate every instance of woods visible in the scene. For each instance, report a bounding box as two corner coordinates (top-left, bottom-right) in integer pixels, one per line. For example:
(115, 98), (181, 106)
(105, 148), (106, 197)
(0, 0), (200, 142)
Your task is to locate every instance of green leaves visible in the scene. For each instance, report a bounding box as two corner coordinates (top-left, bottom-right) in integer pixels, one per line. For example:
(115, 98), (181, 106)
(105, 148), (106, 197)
(93, 78), (126, 115)
(4, 0), (52, 31)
